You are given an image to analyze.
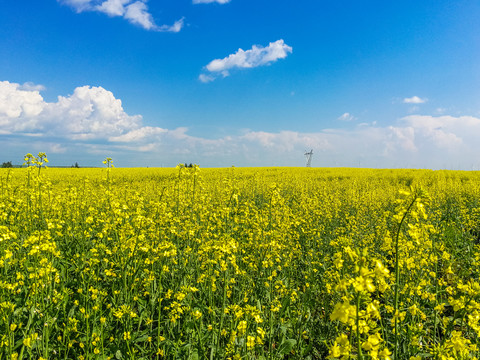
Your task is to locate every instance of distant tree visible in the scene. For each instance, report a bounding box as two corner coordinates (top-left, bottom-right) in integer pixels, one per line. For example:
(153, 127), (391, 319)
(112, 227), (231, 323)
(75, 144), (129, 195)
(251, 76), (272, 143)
(75, 162), (79, 168)
(1, 161), (13, 168)
(188, 163), (193, 168)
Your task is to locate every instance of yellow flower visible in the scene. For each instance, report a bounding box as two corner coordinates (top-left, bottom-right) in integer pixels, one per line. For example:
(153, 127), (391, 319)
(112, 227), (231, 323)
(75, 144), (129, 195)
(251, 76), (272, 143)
(193, 309), (202, 320)
(246, 336), (256, 350)
(379, 347), (392, 360)
(330, 301), (355, 324)
(362, 333), (382, 351)
(237, 320), (247, 335)
(22, 333), (38, 348)
(328, 342), (341, 358)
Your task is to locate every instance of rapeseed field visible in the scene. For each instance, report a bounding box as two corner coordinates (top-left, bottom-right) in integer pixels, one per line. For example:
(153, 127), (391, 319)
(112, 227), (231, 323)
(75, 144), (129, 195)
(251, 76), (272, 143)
(0, 156), (479, 359)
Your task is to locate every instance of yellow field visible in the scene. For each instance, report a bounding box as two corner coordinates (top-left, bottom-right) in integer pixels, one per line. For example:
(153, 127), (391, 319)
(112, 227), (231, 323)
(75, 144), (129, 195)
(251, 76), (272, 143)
(0, 164), (479, 359)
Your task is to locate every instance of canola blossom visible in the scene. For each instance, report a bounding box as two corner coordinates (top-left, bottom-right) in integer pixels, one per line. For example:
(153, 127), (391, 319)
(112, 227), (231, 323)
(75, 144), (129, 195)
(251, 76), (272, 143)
(0, 161), (479, 359)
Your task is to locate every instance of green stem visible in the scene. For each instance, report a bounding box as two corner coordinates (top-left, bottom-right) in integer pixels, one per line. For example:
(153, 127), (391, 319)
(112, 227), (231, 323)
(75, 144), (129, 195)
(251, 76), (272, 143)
(216, 270), (227, 358)
(356, 294), (364, 360)
(394, 193), (418, 360)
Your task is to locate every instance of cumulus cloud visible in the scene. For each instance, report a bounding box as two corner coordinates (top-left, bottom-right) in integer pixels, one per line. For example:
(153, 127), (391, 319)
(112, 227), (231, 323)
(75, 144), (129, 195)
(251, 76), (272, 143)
(0, 81), (45, 130)
(337, 112), (355, 121)
(60, 0), (184, 31)
(403, 96), (427, 104)
(200, 40), (292, 82)
(3, 80), (480, 169)
(48, 86), (142, 139)
(193, 0), (231, 4)
(0, 80), (141, 138)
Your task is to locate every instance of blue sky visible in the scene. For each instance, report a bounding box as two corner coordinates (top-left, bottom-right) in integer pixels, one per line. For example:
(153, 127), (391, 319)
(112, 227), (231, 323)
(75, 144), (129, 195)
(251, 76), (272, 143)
(1, 0), (479, 168)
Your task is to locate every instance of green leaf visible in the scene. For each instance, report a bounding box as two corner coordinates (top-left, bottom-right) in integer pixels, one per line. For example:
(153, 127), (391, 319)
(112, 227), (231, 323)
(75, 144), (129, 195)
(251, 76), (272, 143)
(278, 338), (297, 355)
(115, 350), (123, 359)
(190, 350), (199, 360)
(134, 334), (150, 343)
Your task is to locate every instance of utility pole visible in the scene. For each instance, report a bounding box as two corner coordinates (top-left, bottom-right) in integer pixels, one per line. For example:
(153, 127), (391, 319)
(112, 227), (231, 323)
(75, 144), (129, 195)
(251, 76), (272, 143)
(304, 149), (313, 167)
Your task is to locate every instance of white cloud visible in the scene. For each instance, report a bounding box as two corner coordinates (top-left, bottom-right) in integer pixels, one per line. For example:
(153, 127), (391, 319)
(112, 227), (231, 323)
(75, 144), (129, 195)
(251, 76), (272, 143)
(403, 96), (427, 104)
(49, 143), (68, 154)
(386, 126), (416, 153)
(19, 82), (46, 92)
(111, 114), (480, 168)
(123, 1), (156, 30)
(49, 86), (142, 138)
(0, 81), (141, 138)
(193, 0), (231, 4)
(200, 40), (292, 81)
(400, 115), (477, 150)
(198, 74), (215, 83)
(337, 112), (355, 121)
(60, 0), (93, 12)
(158, 17), (185, 33)
(4, 80), (480, 169)
(60, 0), (184, 31)
(109, 126), (167, 142)
(0, 81), (45, 126)
(95, 0), (129, 16)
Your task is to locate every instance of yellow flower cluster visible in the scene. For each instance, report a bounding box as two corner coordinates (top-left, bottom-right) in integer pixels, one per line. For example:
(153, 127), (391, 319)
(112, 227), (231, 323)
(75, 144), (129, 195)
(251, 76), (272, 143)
(0, 163), (479, 358)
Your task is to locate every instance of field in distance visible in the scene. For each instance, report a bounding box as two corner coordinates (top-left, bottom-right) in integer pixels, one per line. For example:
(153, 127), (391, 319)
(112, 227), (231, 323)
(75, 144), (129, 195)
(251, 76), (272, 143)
(0, 167), (479, 359)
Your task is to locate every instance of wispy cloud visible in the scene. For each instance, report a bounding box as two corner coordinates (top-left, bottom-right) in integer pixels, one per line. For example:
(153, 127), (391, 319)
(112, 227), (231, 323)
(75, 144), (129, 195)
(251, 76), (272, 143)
(198, 74), (215, 83)
(199, 39), (292, 82)
(403, 96), (427, 104)
(337, 112), (355, 121)
(19, 82), (46, 92)
(193, 0), (231, 4)
(61, 0), (93, 13)
(59, 0), (184, 32)
(95, 0), (130, 16)
(158, 17), (185, 33)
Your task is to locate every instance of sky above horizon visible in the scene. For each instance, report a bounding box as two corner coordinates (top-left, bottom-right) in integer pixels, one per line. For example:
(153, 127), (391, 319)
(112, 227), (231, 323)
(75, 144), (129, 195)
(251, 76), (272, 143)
(1, 0), (480, 168)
